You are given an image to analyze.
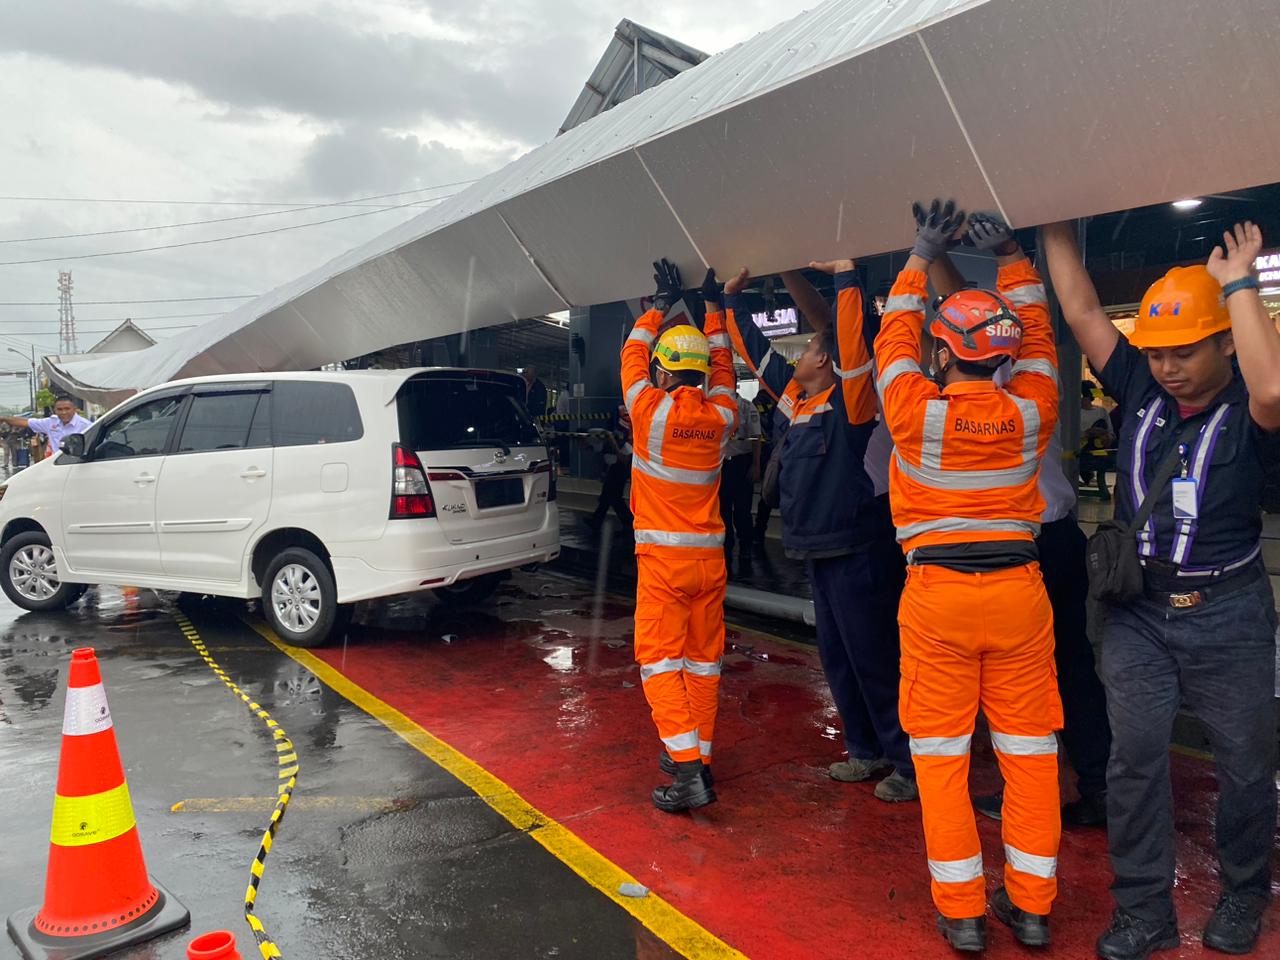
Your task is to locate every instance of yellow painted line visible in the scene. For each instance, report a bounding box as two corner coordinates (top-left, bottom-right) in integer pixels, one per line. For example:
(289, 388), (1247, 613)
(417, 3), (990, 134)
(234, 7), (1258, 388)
(172, 797), (416, 815)
(244, 617), (748, 960)
(1169, 743), (1215, 762)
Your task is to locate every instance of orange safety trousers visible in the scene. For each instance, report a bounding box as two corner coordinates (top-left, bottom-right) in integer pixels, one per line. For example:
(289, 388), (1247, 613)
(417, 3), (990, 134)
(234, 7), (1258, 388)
(634, 553), (727, 765)
(898, 562), (1063, 918)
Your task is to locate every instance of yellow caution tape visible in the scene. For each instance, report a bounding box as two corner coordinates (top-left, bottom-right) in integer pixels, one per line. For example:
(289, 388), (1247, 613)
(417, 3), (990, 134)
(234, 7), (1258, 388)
(50, 782), (136, 847)
(176, 612), (294, 960)
(536, 412), (613, 423)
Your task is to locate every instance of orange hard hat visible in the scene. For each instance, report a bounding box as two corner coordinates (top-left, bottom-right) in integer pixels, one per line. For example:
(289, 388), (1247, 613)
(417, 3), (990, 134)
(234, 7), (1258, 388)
(1131, 265), (1230, 348)
(929, 289), (1023, 363)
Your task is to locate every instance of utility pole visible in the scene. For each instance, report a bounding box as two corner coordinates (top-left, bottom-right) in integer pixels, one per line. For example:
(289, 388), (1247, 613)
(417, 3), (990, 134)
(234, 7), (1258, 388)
(57, 271), (78, 355)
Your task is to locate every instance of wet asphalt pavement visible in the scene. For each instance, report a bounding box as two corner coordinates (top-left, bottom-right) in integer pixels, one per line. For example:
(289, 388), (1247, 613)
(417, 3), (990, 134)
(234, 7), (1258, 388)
(0, 586), (678, 960)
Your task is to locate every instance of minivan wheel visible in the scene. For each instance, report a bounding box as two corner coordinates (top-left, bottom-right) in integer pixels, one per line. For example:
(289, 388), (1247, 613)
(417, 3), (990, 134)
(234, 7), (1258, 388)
(0, 531), (87, 612)
(262, 547), (339, 648)
(434, 573), (501, 608)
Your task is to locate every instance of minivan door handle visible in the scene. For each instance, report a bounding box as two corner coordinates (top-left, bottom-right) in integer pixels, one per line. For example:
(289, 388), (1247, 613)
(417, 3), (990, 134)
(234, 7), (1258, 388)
(239, 468), (267, 479)
(133, 473), (156, 486)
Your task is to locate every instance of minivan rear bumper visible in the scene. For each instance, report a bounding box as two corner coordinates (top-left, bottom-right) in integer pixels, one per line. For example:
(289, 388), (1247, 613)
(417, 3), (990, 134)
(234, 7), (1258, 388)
(328, 506), (560, 603)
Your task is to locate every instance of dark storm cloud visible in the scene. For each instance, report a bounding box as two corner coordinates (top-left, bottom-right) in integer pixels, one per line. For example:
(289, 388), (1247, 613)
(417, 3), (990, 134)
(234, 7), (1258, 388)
(0, 0), (597, 144)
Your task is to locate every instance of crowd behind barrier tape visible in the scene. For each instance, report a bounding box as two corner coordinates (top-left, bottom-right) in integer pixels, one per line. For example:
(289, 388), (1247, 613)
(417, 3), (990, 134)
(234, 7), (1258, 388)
(175, 612), (293, 960)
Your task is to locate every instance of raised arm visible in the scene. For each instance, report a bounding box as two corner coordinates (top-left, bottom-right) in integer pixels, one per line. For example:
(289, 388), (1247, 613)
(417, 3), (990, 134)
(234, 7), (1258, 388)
(622, 259), (685, 418)
(1206, 221), (1280, 430)
(704, 307), (740, 433)
(809, 258), (876, 426)
(1041, 220), (1119, 372)
(721, 267), (795, 404)
(780, 270), (833, 333)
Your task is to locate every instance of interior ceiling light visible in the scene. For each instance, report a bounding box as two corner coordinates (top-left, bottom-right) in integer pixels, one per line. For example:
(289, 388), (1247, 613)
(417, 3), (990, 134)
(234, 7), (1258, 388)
(1172, 198), (1203, 209)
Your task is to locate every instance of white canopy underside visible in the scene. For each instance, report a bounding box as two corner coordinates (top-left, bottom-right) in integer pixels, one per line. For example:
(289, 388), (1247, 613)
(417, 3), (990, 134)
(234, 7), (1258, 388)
(50, 0), (1280, 405)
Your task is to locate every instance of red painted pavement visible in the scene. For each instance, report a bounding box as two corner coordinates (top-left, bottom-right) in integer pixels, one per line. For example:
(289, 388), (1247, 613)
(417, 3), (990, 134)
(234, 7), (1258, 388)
(313, 580), (1279, 959)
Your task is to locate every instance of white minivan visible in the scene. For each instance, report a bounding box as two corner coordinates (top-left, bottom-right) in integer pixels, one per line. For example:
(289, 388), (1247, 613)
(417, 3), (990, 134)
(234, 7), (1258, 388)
(0, 369), (560, 646)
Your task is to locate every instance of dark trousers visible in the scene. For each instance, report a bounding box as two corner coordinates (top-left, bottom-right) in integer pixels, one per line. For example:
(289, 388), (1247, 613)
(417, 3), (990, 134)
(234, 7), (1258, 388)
(1038, 516), (1112, 797)
(591, 458), (633, 529)
(753, 443), (774, 540)
(807, 537), (913, 776)
(719, 454), (753, 555)
(1100, 570), (1278, 922)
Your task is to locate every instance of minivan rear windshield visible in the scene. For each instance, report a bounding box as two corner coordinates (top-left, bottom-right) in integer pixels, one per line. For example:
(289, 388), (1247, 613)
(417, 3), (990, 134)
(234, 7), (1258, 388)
(397, 375), (542, 451)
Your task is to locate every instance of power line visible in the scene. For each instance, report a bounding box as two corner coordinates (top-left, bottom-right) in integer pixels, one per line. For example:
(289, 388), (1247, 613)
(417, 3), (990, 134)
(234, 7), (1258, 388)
(0, 295), (256, 305)
(0, 185), (463, 244)
(0, 180), (479, 208)
(0, 325), (199, 335)
(0, 196), (434, 267)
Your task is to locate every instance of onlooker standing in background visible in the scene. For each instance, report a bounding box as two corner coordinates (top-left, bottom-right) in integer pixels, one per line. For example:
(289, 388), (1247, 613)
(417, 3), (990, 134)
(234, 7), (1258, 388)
(522, 366), (548, 419)
(0, 395), (92, 457)
(719, 386), (761, 575)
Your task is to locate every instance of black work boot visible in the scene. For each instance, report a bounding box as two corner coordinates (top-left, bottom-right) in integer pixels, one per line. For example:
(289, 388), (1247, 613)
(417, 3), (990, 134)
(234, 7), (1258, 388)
(658, 751), (714, 785)
(991, 886), (1050, 947)
(651, 760), (716, 813)
(1202, 893), (1266, 954)
(972, 789), (1003, 821)
(1062, 791), (1107, 828)
(937, 915), (986, 953)
(1096, 909), (1179, 960)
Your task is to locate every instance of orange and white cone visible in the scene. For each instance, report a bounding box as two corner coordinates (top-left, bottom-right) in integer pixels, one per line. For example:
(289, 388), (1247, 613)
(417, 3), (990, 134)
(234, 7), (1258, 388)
(6, 647), (189, 959)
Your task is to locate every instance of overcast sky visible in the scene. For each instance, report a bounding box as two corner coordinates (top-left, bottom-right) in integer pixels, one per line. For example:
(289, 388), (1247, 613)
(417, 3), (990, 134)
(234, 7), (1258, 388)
(0, 0), (807, 406)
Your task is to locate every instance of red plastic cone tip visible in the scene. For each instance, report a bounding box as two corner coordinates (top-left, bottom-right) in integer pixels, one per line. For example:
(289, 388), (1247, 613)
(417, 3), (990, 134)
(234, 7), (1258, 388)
(67, 647), (102, 688)
(188, 930), (241, 959)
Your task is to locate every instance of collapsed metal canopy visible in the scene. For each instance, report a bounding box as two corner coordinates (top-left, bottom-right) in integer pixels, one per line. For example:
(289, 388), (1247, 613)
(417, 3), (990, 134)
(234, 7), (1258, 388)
(48, 0), (1280, 406)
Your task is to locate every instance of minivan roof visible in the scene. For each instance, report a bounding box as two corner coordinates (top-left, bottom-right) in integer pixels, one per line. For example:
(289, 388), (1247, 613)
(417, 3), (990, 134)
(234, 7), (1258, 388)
(155, 367), (525, 407)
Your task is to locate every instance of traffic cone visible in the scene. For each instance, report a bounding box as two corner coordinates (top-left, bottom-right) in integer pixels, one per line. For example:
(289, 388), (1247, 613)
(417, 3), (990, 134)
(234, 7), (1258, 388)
(6, 647), (190, 959)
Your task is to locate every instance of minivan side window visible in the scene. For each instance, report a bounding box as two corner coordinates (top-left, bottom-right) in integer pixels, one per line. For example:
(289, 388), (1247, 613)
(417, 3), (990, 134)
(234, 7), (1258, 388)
(93, 395), (186, 461)
(271, 381), (362, 447)
(177, 392), (267, 453)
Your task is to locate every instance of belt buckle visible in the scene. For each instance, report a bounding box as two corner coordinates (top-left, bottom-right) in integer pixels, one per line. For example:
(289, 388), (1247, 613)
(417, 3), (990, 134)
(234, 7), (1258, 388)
(1168, 591), (1202, 609)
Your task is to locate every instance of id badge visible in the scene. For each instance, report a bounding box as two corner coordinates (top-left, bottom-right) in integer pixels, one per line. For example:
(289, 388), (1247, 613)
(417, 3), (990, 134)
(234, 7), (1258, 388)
(1171, 478), (1199, 520)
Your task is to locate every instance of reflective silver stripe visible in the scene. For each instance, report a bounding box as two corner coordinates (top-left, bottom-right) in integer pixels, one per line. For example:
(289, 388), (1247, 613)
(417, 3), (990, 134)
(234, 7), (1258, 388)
(921, 399), (948, 470)
(708, 386), (735, 399)
(1005, 844), (1057, 879)
(662, 730), (700, 753)
(640, 658), (684, 681)
(708, 333), (730, 350)
(647, 394), (673, 465)
(895, 450), (1039, 490)
(1002, 283), (1047, 307)
(877, 358), (922, 396)
(1009, 394), (1041, 465)
(699, 739), (713, 757)
(833, 359), (874, 380)
(1011, 358), (1057, 383)
(625, 380), (647, 410)
(792, 402), (833, 426)
(683, 658), (722, 677)
(885, 293), (927, 314)
(632, 454), (720, 486)
(909, 734), (972, 757)
(715, 403), (736, 429)
(928, 853), (984, 885)
(990, 732), (1058, 756)
(628, 328), (656, 346)
(634, 529), (725, 548)
(897, 518), (1040, 541)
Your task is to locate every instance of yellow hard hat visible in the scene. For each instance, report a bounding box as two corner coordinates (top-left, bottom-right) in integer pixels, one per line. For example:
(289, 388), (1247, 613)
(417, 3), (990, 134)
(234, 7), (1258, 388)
(1131, 265), (1231, 348)
(652, 324), (711, 376)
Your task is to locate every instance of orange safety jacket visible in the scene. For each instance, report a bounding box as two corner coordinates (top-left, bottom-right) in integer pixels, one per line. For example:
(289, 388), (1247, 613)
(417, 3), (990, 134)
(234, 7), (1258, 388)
(874, 259), (1059, 556)
(621, 309), (739, 557)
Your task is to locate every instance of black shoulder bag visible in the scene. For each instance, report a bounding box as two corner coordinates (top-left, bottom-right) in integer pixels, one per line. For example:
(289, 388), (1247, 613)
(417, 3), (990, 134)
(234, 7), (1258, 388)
(1086, 419), (1202, 603)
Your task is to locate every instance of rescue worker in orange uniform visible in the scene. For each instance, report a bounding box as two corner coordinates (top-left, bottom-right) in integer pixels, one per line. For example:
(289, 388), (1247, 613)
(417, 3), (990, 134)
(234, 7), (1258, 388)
(622, 257), (738, 813)
(876, 201), (1063, 952)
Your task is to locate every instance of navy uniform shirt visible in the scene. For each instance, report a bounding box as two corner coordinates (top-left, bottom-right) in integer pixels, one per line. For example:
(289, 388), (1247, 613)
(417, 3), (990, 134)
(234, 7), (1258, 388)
(1098, 340), (1280, 579)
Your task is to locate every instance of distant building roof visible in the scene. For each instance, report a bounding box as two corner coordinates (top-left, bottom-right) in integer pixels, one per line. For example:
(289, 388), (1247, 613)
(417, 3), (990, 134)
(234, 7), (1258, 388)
(86, 319), (157, 354)
(559, 20), (707, 135)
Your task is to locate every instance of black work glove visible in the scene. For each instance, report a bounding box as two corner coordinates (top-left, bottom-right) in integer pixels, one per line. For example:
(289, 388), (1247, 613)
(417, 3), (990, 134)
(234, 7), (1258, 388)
(700, 268), (724, 310)
(965, 212), (1019, 256)
(652, 258), (683, 314)
(910, 198), (965, 263)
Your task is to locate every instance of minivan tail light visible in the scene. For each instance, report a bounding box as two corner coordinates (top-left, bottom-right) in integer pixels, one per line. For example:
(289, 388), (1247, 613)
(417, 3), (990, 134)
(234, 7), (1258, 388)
(534, 460), (557, 501)
(390, 444), (435, 519)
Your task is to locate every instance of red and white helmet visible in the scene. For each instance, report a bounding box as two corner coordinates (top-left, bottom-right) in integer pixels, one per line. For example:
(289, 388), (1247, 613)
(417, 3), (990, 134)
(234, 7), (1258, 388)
(929, 289), (1023, 363)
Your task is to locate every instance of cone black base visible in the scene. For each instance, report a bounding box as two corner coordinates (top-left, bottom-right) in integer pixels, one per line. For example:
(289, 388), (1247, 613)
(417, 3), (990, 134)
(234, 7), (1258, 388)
(6, 877), (190, 960)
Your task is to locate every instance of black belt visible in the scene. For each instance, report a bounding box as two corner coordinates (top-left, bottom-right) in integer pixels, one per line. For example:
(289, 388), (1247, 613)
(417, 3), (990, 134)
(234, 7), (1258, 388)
(908, 540), (1038, 573)
(1141, 562), (1265, 609)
